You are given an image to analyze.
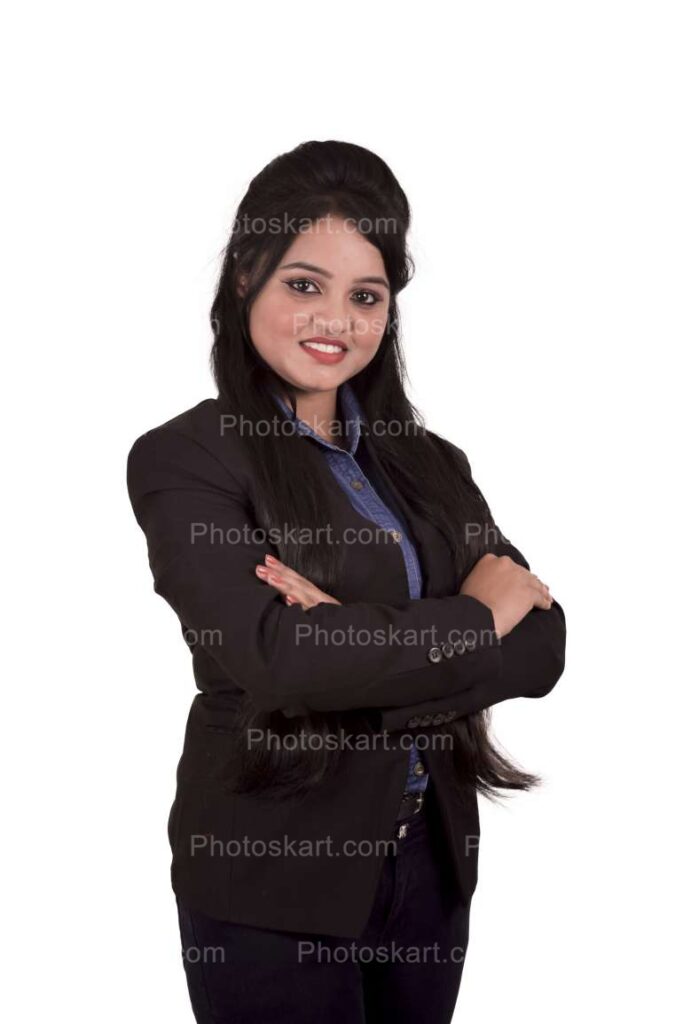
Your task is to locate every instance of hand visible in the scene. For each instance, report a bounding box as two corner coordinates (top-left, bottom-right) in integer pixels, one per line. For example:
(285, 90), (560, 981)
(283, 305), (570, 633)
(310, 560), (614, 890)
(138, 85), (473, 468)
(459, 553), (554, 638)
(254, 553), (342, 611)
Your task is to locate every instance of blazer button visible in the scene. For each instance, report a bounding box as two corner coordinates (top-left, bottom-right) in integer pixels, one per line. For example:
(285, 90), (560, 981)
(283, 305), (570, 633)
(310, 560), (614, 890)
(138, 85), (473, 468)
(464, 636), (477, 651)
(406, 716), (421, 728)
(390, 529), (403, 543)
(453, 639), (466, 655)
(432, 713), (446, 725)
(351, 479), (364, 491)
(427, 646), (443, 664)
(445, 711), (457, 722)
(419, 715), (433, 727)
(413, 760), (426, 776)
(440, 641), (454, 658)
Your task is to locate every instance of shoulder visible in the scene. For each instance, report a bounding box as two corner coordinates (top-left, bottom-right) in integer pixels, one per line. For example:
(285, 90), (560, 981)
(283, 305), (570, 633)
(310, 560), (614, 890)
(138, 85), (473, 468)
(422, 428), (473, 478)
(126, 397), (253, 506)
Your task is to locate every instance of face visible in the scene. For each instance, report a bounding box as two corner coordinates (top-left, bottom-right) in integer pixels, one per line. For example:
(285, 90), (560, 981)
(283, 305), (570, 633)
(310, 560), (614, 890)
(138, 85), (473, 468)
(241, 215), (390, 396)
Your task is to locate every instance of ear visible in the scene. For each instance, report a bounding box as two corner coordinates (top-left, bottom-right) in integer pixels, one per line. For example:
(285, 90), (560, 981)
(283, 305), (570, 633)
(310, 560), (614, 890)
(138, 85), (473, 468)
(236, 273), (247, 298)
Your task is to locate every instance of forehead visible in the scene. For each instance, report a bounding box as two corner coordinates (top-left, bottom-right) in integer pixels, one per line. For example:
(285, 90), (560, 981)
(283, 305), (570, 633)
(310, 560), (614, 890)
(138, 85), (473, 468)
(281, 221), (386, 278)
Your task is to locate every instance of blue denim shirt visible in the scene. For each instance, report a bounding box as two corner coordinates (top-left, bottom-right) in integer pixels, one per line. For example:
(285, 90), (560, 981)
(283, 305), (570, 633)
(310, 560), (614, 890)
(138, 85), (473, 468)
(272, 381), (429, 796)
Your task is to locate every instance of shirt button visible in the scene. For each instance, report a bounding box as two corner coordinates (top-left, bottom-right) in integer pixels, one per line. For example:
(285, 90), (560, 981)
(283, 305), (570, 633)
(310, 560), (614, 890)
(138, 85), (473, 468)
(390, 529), (402, 543)
(350, 479), (364, 491)
(413, 761), (425, 777)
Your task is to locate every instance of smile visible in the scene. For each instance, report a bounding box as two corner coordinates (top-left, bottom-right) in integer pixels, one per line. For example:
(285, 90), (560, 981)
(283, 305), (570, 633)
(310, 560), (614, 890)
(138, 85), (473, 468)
(300, 340), (347, 353)
(299, 339), (349, 365)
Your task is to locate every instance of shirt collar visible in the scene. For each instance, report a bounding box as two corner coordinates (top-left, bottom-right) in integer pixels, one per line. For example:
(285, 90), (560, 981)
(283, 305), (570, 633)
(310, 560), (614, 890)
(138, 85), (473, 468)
(272, 380), (366, 456)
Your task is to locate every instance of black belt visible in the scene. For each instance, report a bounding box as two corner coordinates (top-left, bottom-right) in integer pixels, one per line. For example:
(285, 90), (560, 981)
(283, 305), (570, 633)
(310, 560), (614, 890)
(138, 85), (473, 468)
(395, 791), (425, 821)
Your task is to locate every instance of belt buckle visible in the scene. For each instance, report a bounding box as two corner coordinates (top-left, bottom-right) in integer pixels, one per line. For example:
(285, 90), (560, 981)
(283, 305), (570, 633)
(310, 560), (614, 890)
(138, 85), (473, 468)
(396, 793), (424, 839)
(408, 792), (424, 815)
(397, 791), (424, 823)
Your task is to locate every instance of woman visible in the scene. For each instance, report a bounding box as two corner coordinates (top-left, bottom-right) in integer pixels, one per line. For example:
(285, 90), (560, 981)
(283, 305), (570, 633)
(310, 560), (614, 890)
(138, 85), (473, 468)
(127, 139), (566, 1023)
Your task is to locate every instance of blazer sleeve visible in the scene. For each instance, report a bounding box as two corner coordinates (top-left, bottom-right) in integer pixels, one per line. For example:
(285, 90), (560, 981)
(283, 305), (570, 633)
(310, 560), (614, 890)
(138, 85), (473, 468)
(127, 425), (505, 715)
(376, 444), (567, 732)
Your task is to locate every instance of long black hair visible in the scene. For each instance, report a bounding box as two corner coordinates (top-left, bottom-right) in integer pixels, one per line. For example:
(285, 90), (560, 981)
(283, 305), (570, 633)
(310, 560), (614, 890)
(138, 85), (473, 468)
(210, 139), (539, 801)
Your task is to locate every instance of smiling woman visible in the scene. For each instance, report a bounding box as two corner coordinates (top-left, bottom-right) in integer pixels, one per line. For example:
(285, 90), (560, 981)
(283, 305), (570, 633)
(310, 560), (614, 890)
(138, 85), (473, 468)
(127, 139), (566, 1024)
(241, 218), (391, 398)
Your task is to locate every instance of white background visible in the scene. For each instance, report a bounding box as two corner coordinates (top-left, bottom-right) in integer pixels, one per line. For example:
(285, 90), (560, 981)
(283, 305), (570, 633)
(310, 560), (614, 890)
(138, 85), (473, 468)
(2, 2), (681, 1021)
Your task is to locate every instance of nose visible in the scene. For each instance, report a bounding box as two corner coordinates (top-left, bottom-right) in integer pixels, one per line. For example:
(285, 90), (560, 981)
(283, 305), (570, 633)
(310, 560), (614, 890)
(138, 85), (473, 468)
(312, 295), (353, 338)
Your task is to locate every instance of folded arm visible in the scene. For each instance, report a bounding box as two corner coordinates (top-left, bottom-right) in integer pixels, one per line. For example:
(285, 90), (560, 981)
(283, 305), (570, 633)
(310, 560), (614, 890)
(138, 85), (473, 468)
(376, 442), (566, 731)
(127, 426), (507, 715)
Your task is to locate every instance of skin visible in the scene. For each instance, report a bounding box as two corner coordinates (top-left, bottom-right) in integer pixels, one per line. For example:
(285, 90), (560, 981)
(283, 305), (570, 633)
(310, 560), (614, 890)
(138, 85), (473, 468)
(240, 213), (389, 443)
(246, 215), (553, 637)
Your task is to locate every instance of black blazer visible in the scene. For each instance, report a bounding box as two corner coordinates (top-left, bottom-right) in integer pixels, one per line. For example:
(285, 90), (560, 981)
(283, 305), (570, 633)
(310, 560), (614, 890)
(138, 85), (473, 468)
(127, 396), (566, 938)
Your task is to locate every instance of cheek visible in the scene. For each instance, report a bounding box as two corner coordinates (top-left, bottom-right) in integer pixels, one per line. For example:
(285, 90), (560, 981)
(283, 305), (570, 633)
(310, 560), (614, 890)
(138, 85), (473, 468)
(264, 299), (306, 341)
(355, 309), (388, 351)
(249, 293), (300, 355)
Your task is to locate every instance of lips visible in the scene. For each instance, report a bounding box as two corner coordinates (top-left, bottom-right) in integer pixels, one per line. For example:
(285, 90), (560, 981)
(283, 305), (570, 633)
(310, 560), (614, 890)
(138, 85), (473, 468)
(299, 338), (348, 353)
(299, 337), (348, 365)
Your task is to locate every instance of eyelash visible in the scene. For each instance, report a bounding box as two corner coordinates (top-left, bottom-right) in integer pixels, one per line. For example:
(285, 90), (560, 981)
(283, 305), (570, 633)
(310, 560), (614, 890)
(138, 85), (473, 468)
(283, 278), (383, 306)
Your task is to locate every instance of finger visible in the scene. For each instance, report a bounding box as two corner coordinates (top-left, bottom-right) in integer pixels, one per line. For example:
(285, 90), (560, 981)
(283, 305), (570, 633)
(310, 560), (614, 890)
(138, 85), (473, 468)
(261, 568), (313, 605)
(254, 566), (293, 596)
(258, 572), (313, 609)
(528, 571), (550, 595)
(264, 553), (286, 569)
(262, 559), (322, 604)
(264, 553), (305, 581)
(286, 593), (314, 611)
(528, 577), (553, 609)
(257, 560), (301, 590)
(262, 557), (315, 593)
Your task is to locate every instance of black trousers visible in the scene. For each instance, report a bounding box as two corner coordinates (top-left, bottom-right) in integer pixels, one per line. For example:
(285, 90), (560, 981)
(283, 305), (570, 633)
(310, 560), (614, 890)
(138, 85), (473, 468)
(175, 785), (472, 1023)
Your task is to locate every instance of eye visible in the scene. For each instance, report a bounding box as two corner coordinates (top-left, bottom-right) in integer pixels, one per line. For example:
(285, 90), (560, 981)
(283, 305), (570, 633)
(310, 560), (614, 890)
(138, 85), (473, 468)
(283, 278), (383, 306)
(284, 277), (321, 295)
(352, 290), (382, 307)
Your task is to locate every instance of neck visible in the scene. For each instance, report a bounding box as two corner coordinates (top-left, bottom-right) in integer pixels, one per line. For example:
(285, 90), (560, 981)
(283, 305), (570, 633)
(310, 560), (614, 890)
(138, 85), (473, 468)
(284, 387), (345, 447)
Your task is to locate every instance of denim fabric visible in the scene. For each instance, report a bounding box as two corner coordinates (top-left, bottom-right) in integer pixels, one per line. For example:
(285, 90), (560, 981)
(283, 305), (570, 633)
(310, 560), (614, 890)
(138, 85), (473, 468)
(272, 383), (429, 796)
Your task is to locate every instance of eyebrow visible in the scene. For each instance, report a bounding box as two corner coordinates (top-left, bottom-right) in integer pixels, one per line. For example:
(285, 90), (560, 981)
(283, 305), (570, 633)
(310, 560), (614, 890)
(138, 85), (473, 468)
(279, 261), (390, 291)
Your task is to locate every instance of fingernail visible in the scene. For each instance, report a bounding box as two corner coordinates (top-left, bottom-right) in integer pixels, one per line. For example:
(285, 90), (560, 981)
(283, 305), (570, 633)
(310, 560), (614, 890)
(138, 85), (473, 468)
(255, 566), (267, 577)
(265, 554), (278, 564)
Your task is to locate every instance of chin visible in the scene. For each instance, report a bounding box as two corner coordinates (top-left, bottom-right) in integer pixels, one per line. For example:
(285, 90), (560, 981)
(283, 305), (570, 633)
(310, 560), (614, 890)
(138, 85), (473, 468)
(283, 364), (350, 392)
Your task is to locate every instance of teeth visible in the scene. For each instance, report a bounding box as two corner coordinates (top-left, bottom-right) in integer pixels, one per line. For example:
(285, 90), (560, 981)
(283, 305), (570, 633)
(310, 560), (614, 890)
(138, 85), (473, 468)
(302, 341), (344, 354)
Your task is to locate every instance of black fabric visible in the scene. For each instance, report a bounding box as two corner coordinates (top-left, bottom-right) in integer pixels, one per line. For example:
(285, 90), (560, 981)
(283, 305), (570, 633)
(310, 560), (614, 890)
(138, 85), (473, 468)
(127, 395), (566, 937)
(175, 784), (471, 1024)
